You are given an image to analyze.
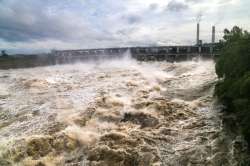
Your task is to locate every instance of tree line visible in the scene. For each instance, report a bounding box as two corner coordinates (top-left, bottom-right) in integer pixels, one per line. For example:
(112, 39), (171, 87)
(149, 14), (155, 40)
(215, 26), (250, 147)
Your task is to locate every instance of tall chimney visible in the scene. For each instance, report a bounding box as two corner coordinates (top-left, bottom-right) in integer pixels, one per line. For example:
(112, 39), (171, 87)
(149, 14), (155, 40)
(212, 26), (215, 44)
(196, 23), (200, 45)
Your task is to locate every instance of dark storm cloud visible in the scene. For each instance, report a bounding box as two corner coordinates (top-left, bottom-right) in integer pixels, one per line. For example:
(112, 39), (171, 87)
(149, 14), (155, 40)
(0, 0), (249, 54)
(166, 0), (189, 12)
(0, 0), (90, 42)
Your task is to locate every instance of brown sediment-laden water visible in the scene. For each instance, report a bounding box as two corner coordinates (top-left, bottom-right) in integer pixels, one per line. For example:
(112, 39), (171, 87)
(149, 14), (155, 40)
(0, 57), (249, 166)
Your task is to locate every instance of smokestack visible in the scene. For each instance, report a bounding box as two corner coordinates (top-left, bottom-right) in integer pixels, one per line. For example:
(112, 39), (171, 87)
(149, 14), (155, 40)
(212, 26), (215, 44)
(196, 23), (200, 45)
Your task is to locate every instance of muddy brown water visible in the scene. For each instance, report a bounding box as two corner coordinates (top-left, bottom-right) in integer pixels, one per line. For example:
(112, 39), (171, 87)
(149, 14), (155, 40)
(0, 58), (249, 166)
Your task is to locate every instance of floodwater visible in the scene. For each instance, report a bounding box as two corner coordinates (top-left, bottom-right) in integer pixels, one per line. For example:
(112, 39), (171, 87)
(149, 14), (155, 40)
(0, 56), (249, 166)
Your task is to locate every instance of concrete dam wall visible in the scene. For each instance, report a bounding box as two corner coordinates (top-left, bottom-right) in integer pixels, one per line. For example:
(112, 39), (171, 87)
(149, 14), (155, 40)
(52, 45), (219, 63)
(0, 45), (219, 69)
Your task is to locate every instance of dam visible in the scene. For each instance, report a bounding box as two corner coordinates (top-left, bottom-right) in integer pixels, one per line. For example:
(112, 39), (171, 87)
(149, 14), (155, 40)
(0, 44), (220, 69)
(52, 44), (219, 63)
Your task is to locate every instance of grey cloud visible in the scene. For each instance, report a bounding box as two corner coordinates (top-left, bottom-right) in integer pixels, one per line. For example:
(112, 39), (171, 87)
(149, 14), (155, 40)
(149, 3), (159, 10)
(185, 0), (205, 3)
(218, 0), (233, 4)
(0, 0), (97, 42)
(186, 0), (232, 4)
(116, 27), (137, 36)
(166, 0), (189, 12)
(121, 14), (142, 24)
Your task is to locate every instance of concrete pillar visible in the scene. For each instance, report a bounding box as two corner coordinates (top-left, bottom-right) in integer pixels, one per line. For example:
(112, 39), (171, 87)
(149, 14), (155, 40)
(138, 49), (141, 54)
(198, 46), (202, 53)
(210, 47), (213, 54)
(176, 47), (180, 54)
(166, 48), (169, 53)
(155, 48), (159, 53)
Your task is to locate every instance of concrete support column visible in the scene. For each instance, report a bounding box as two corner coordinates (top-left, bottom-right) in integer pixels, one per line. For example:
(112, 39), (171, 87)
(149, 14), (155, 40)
(198, 47), (202, 53)
(210, 47), (213, 54)
(166, 48), (169, 53)
(176, 47), (180, 54)
(136, 49), (140, 53)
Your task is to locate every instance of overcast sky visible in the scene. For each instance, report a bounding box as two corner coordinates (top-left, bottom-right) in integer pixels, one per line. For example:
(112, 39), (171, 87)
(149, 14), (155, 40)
(0, 0), (249, 54)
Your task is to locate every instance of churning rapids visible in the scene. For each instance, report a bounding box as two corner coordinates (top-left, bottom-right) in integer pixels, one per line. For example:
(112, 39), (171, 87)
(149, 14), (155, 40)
(0, 57), (249, 166)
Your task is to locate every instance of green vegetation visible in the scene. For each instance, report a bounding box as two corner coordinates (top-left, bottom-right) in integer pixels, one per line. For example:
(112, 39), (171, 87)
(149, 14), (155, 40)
(215, 26), (250, 145)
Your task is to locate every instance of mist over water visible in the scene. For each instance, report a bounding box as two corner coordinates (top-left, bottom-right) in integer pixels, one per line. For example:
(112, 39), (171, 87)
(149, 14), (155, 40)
(0, 55), (249, 165)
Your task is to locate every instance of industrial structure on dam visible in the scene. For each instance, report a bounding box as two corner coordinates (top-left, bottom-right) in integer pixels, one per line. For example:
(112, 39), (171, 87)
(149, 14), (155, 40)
(52, 24), (219, 62)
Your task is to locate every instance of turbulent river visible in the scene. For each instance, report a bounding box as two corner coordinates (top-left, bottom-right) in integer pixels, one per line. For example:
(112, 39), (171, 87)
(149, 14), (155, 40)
(0, 57), (249, 166)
